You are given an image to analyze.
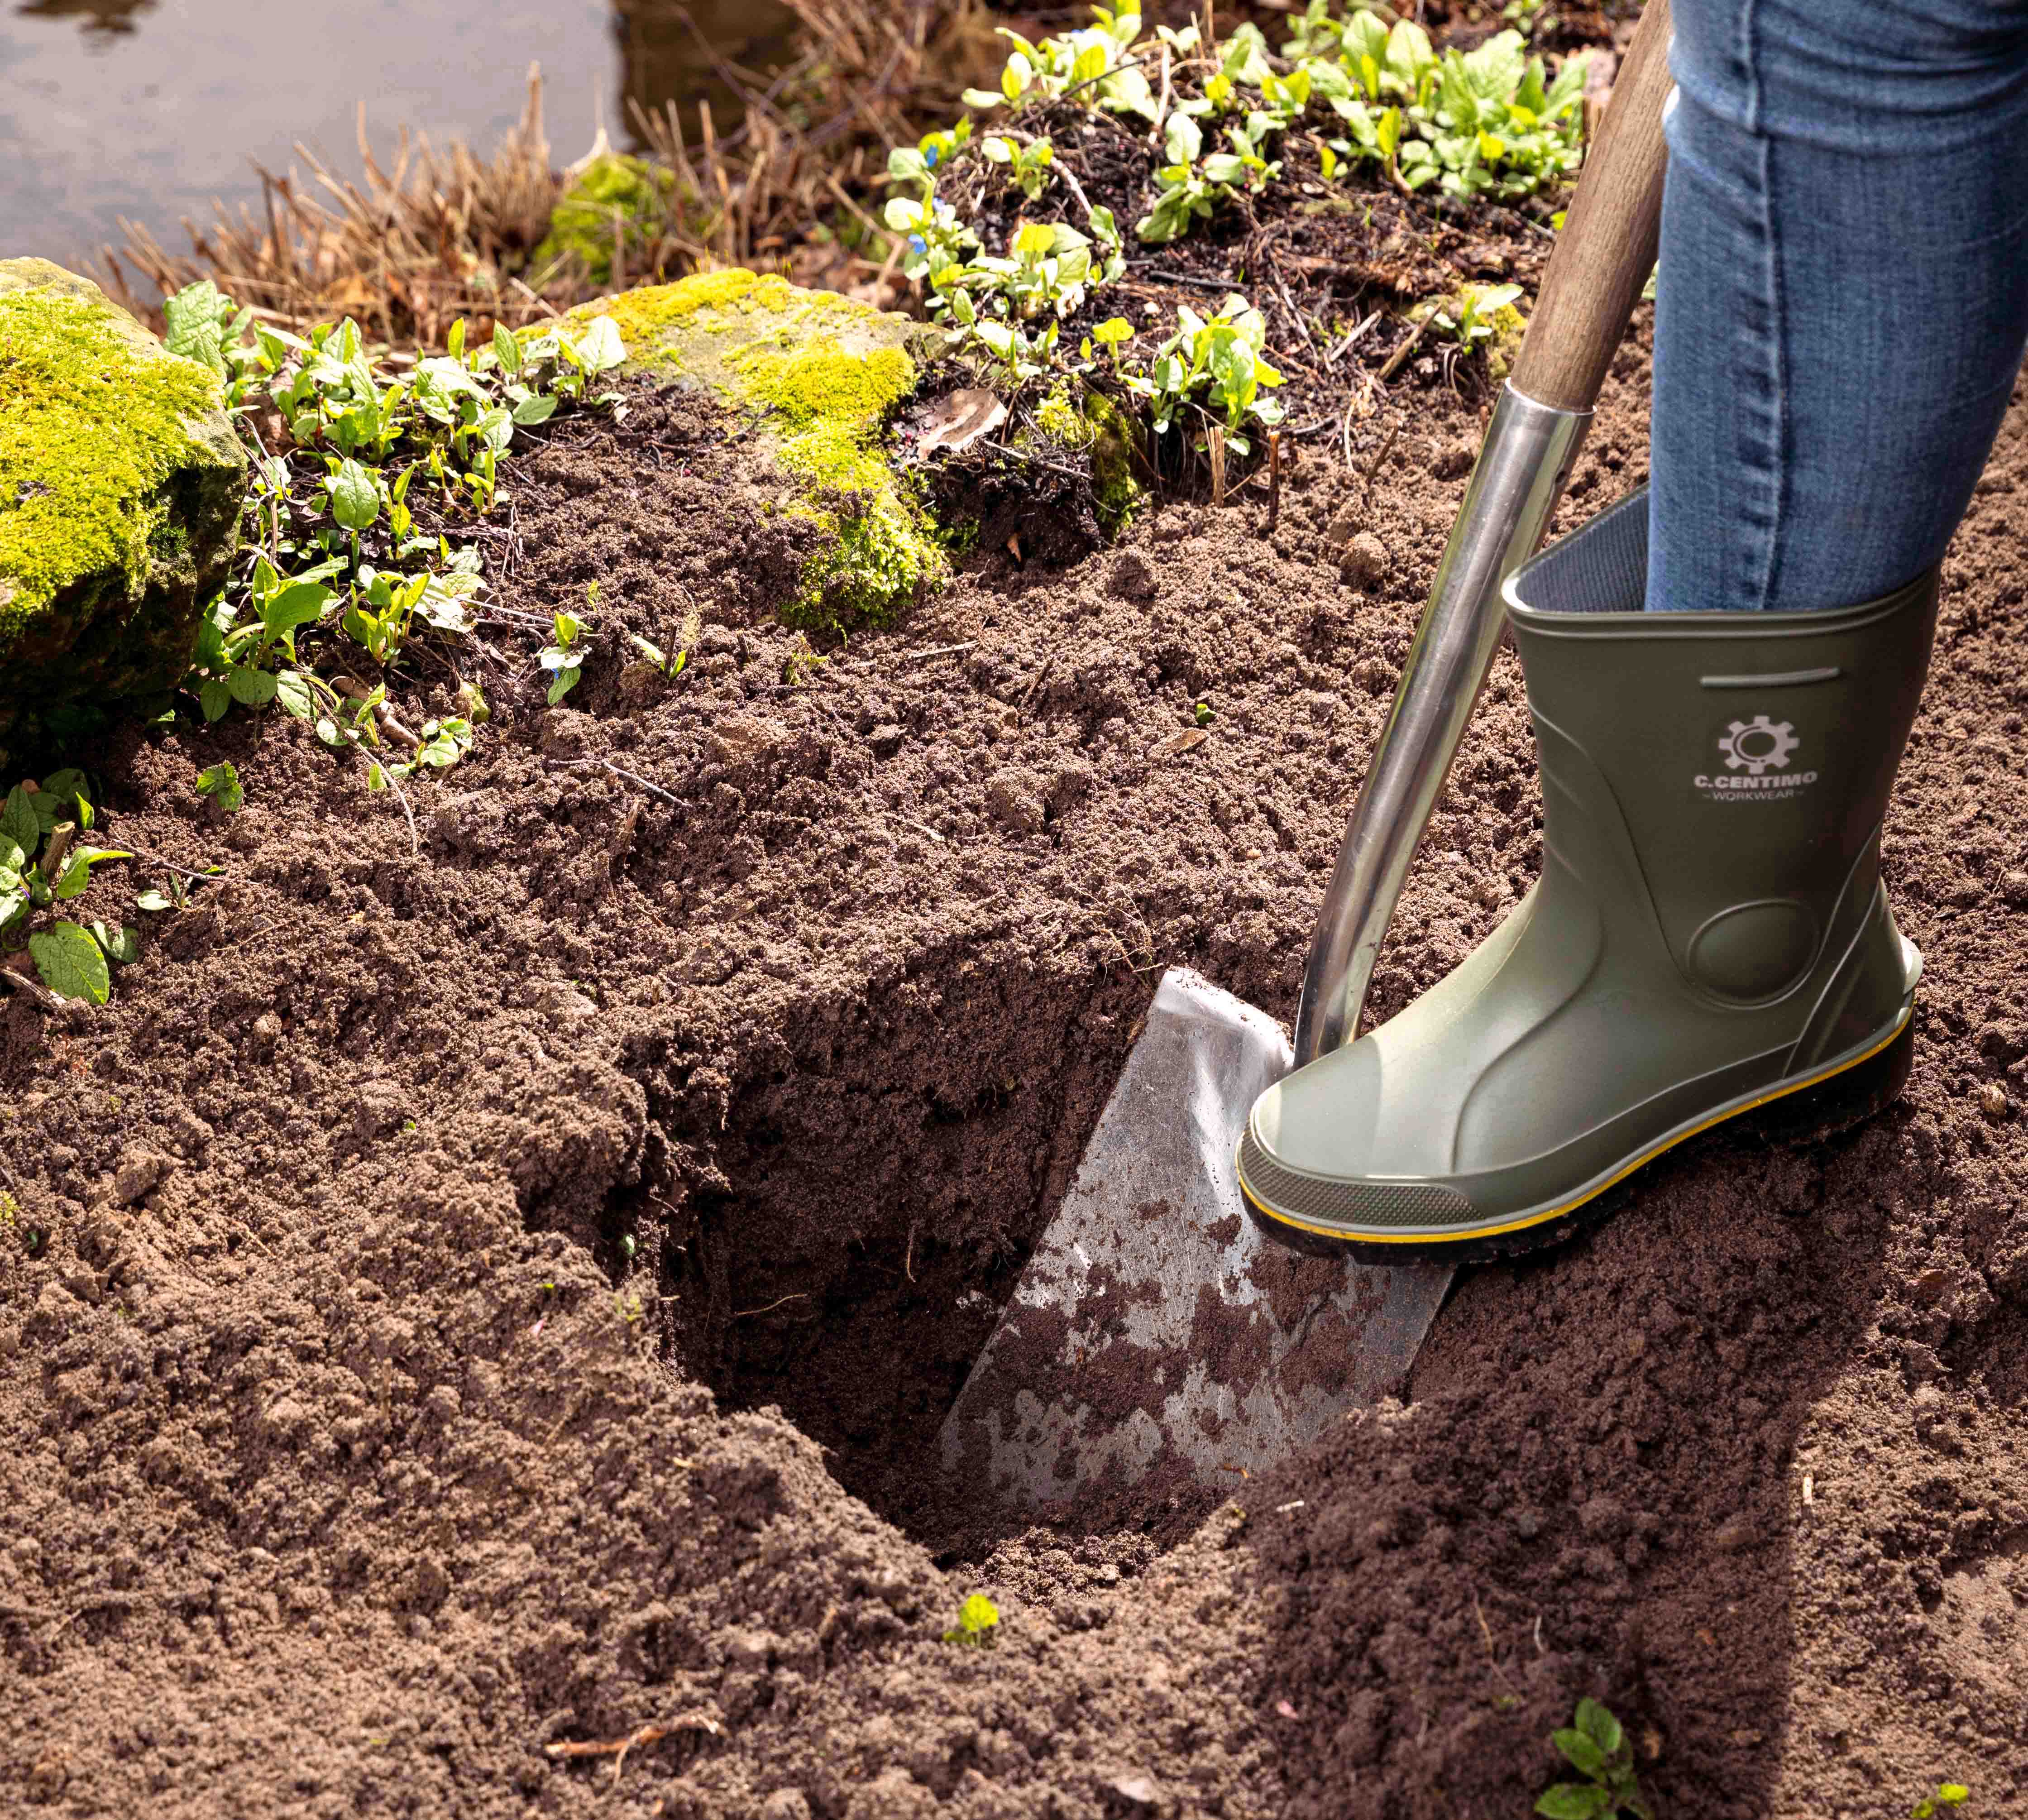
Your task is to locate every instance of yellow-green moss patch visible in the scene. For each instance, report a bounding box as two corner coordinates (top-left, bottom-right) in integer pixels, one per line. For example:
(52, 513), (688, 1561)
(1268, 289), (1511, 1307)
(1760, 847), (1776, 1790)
(0, 276), (225, 633)
(564, 271), (944, 632)
(0, 259), (244, 753)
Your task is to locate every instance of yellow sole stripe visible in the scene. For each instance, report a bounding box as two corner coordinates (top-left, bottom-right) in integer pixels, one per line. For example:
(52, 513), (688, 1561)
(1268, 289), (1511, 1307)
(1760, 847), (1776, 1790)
(1241, 1006), (1913, 1247)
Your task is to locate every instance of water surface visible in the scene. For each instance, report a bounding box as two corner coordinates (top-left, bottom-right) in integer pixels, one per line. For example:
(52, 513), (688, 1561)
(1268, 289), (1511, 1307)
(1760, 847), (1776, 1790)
(0, 0), (792, 273)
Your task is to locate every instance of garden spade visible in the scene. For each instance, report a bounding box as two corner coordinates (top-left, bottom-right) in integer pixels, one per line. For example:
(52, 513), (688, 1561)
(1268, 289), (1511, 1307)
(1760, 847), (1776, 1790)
(942, 0), (1678, 1509)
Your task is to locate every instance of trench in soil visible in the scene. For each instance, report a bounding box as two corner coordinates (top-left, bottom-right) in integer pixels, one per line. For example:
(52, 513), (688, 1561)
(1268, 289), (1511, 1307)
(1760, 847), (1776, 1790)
(632, 947), (1161, 1550)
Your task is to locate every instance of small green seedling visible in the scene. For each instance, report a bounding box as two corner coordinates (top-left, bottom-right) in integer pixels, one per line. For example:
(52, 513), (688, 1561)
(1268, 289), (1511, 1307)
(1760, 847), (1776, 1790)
(541, 610), (585, 704)
(981, 133), (1057, 200)
(1430, 282), (1526, 351)
(1536, 1699), (1650, 1820)
(781, 634), (827, 688)
(628, 634), (689, 680)
(943, 1593), (1000, 1648)
(196, 762), (244, 813)
(1913, 1784), (1971, 1819)
(1194, 700), (1215, 727)
(1081, 316), (1136, 371)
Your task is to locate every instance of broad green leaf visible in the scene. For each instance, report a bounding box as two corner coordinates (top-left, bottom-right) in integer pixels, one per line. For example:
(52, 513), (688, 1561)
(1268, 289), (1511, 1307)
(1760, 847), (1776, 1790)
(54, 845), (133, 900)
(493, 321), (522, 375)
(261, 580), (332, 645)
(29, 921), (110, 1005)
(0, 786), (39, 856)
(200, 676), (234, 723)
(91, 921), (140, 965)
(1464, 29), (1528, 102)
(546, 665), (581, 706)
(475, 406), (515, 453)
(196, 762), (244, 812)
(1534, 1786), (1609, 1820)
(228, 665), (278, 707)
(275, 670), (316, 721)
(1552, 1728), (1607, 1779)
(1574, 1699), (1622, 1756)
(1386, 19), (1434, 89)
(135, 887), (174, 912)
(576, 316), (627, 374)
(35, 770), (88, 836)
(512, 393), (557, 426)
(329, 458), (381, 532)
(194, 611), (229, 672)
(163, 280), (228, 373)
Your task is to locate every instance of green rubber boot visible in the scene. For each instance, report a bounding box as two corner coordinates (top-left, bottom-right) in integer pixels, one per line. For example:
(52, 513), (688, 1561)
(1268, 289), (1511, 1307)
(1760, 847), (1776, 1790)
(1239, 489), (1937, 1261)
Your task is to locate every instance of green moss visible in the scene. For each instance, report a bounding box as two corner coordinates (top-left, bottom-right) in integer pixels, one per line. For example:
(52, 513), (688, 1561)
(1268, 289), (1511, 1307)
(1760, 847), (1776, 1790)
(1035, 383), (1095, 450)
(566, 270), (945, 633)
(531, 153), (677, 288)
(732, 343), (916, 492)
(1460, 283), (1527, 383)
(1083, 390), (1143, 535)
(0, 288), (224, 638)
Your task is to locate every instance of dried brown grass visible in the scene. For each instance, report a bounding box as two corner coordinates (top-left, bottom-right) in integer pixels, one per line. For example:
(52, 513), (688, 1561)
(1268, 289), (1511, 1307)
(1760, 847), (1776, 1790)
(103, 0), (1007, 346)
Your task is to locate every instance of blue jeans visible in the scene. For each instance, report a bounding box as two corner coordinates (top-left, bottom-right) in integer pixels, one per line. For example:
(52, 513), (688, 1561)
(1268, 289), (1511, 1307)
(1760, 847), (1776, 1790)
(1648, 0), (2028, 612)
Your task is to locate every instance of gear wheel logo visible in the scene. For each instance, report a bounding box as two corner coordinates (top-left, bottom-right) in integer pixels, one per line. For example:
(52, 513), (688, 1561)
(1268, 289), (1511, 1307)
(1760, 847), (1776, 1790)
(1719, 714), (1800, 776)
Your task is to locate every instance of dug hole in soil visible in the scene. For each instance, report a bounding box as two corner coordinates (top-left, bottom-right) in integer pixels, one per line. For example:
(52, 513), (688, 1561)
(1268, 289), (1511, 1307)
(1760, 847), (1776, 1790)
(7, 322), (2028, 1819)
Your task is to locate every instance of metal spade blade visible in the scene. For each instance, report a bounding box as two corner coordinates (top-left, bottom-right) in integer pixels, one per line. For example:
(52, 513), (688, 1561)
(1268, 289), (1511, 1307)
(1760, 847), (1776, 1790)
(940, 967), (1452, 1510)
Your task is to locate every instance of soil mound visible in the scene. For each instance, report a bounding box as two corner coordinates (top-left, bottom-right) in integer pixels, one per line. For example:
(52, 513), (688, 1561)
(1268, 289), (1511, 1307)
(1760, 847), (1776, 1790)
(5, 335), (2028, 1818)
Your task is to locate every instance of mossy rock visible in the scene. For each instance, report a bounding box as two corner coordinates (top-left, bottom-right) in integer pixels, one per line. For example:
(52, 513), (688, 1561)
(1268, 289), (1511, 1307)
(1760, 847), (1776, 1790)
(564, 270), (944, 633)
(0, 259), (244, 757)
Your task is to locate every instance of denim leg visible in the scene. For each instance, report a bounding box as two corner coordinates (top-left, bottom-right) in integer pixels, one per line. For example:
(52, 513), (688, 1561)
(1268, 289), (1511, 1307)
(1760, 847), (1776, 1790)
(1648, 0), (2028, 612)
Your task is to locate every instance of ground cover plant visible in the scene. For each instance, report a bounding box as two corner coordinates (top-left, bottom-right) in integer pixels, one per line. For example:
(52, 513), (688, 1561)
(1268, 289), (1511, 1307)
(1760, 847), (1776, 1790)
(881, 0), (1586, 485)
(152, 276), (635, 837)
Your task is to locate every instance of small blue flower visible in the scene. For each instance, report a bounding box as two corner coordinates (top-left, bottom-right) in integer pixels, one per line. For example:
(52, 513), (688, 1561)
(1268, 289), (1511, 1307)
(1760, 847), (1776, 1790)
(925, 144), (942, 168)
(909, 233), (928, 255)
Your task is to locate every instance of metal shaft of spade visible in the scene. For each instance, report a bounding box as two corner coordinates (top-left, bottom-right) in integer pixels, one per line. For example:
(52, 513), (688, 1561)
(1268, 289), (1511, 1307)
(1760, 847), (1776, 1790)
(1291, 386), (1588, 1064)
(1292, 0), (1676, 1067)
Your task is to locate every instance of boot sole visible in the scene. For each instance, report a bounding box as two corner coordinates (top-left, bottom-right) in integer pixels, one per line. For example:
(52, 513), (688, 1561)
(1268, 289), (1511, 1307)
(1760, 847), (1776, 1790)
(1242, 1012), (1914, 1266)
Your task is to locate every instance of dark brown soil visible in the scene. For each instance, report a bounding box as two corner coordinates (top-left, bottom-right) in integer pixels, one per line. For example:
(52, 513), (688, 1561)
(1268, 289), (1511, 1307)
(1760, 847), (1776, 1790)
(6, 305), (2028, 1819)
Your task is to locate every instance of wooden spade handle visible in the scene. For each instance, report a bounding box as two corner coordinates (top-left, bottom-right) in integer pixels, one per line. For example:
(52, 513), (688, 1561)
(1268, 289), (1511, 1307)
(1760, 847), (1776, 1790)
(1510, 0), (1674, 414)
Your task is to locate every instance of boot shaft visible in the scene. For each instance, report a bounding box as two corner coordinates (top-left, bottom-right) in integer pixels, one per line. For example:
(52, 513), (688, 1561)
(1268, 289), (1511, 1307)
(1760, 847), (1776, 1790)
(1504, 488), (1938, 1006)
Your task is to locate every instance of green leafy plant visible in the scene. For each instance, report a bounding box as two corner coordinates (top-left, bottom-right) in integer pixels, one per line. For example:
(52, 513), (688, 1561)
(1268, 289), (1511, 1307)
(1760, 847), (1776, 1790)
(981, 133), (1057, 200)
(541, 610), (587, 704)
(167, 279), (620, 800)
(1126, 295), (1286, 455)
(1137, 113), (1220, 244)
(0, 775), (134, 1005)
(1536, 1699), (1650, 1820)
(943, 1593), (1001, 1648)
(1913, 1784), (1971, 1819)
(628, 634), (689, 680)
(961, 5), (1154, 120)
(1426, 281), (1526, 354)
(1309, 15), (1587, 200)
(195, 762), (244, 813)
(1081, 316), (1136, 369)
